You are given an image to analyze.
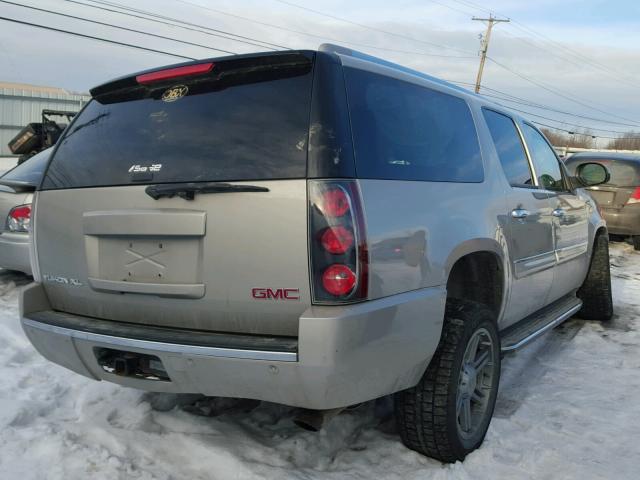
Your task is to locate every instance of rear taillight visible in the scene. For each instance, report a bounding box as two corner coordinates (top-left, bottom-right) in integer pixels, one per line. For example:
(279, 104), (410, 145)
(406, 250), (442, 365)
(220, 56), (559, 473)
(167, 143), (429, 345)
(322, 264), (357, 296)
(7, 204), (31, 233)
(627, 187), (640, 205)
(320, 226), (354, 254)
(309, 181), (368, 303)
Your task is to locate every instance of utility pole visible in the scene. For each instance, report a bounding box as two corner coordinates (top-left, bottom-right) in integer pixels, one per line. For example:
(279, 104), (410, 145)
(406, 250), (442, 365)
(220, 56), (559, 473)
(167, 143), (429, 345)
(472, 15), (509, 93)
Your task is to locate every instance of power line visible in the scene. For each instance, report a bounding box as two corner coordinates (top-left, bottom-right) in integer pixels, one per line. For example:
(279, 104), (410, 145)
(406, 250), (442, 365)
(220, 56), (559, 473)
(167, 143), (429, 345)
(446, 78), (640, 134)
(0, 1), (238, 55)
(427, 0), (617, 86)
(447, 81), (640, 128)
(490, 103), (637, 136)
(166, 0), (477, 59)
(507, 21), (640, 88)
(271, 0), (477, 55)
(531, 121), (640, 141)
(486, 56), (640, 126)
(0, 15), (196, 60)
(479, 92), (640, 128)
(426, 0), (475, 17)
(73, 0), (286, 50)
(447, 0), (640, 89)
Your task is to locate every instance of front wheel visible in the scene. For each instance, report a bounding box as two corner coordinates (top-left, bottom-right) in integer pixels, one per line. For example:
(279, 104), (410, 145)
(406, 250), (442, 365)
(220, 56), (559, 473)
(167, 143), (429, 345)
(394, 299), (501, 463)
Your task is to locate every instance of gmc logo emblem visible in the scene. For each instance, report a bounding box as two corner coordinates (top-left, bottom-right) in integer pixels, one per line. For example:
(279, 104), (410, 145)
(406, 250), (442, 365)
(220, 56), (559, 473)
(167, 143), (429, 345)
(252, 288), (300, 300)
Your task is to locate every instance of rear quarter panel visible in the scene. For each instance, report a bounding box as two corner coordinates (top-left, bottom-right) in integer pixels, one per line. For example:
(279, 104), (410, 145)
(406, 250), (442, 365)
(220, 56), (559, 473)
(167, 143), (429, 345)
(360, 178), (509, 299)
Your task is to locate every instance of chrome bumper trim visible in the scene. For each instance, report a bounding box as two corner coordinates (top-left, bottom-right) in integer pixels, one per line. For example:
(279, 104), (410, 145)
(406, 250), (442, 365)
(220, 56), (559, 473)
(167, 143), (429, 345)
(22, 318), (297, 362)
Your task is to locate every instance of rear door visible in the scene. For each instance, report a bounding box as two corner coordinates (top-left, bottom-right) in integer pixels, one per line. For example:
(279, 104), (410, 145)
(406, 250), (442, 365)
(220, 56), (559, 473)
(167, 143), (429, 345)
(482, 109), (554, 326)
(521, 124), (589, 301)
(35, 53), (316, 337)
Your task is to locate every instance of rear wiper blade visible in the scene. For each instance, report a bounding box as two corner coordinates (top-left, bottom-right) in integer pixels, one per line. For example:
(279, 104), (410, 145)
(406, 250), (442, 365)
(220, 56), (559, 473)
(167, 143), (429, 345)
(145, 182), (269, 200)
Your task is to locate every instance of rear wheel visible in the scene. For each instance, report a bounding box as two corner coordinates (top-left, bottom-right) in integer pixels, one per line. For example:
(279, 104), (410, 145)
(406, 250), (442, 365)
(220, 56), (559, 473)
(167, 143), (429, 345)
(394, 299), (500, 463)
(633, 236), (640, 251)
(577, 233), (613, 320)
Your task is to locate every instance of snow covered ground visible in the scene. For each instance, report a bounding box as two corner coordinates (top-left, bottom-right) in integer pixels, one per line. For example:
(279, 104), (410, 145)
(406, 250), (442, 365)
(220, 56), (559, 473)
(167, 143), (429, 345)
(0, 241), (639, 479)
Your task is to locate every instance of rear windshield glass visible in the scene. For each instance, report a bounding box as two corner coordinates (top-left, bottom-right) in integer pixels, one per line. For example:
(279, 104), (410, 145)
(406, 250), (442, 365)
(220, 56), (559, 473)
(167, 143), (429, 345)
(1, 148), (50, 185)
(42, 56), (313, 189)
(565, 158), (640, 186)
(344, 68), (483, 182)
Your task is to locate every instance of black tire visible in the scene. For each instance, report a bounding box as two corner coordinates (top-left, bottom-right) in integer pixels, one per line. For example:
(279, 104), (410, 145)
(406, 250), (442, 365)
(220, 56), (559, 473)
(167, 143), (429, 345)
(394, 299), (501, 463)
(633, 236), (640, 251)
(577, 233), (613, 320)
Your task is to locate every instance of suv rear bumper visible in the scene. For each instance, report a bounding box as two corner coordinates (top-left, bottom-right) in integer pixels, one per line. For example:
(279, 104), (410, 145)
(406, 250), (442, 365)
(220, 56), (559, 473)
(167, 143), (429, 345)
(20, 282), (445, 410)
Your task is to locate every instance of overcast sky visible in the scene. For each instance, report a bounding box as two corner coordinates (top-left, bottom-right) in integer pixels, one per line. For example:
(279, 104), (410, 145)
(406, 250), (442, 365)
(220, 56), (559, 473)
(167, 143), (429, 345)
(1, 0), (639, 142)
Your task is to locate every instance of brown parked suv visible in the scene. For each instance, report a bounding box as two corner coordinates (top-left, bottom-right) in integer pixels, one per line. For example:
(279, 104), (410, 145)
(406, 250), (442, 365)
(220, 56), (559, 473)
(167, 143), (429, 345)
(565, 152), (640, 249)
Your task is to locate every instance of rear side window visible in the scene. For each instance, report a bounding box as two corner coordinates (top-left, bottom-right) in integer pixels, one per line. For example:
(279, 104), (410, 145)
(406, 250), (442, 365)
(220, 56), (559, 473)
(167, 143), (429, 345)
(482, 109), (533, 187)
(42, 56), (313, 189)
(565, 158), (640, 187)
(521, 124), (565, 191)
(344, 68), (483, 182)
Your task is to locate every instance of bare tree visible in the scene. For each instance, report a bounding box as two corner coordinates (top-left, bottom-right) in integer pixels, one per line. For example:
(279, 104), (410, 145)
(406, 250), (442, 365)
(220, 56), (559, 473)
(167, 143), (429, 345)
(541, 128), (596, 149)
(606, 131), (640, 151)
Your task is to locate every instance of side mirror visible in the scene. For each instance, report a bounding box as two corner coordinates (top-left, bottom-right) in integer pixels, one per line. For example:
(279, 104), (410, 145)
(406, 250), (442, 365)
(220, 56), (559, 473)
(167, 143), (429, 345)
(576, 162), (610, 187)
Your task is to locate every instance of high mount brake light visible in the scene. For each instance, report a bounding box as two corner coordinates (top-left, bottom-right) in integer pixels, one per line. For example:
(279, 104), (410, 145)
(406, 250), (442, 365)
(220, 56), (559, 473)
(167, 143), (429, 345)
(7, 204), (31, 233)
(136, 62), (215, 85)
(309, 181), (368, 303)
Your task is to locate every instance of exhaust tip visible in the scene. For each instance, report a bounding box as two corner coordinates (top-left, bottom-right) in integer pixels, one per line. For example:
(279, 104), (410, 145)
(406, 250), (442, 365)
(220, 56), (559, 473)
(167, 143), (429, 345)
(293, 418), (322, 432)
(293, 407), (345, 432)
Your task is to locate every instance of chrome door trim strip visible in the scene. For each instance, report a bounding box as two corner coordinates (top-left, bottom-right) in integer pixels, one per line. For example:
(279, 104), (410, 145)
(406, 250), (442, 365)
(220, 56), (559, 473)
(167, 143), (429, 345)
(513, 250), (556, 278)
(556, 241), (589, 264)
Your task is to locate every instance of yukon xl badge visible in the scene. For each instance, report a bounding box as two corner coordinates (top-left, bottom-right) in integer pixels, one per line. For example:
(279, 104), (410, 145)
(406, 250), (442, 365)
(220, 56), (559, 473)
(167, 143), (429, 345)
(161, 85), (188, 102)
(43, 274), (83, 287)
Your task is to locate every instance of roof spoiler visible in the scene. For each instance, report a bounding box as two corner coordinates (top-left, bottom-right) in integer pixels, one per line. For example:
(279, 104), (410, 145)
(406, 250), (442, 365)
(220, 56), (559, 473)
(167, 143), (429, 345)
(90, 50), (314, 99)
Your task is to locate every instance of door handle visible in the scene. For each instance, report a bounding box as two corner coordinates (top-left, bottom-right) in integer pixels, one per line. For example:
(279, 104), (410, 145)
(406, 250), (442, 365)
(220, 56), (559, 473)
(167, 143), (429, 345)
(552, 208), (566, 217)
(511, 208), (530, 219)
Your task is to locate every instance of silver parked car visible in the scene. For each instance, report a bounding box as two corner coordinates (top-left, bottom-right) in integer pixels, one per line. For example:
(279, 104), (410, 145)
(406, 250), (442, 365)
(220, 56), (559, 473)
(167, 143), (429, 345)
(20, 45), (613, 462)
(0, 148), (51, 274)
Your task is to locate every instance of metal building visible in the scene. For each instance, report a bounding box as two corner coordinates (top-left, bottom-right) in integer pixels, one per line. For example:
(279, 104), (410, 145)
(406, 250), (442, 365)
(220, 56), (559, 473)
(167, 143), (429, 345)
(0, 82), (90, 156)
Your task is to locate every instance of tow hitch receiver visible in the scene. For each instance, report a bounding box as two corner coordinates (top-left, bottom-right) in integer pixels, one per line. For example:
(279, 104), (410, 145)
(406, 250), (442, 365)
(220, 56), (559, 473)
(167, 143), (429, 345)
(94, 347), (171, 381)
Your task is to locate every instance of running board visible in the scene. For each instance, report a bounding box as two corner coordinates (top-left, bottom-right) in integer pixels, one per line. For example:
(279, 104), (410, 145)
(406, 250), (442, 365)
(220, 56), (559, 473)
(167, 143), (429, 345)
(500, 295), (582, 353)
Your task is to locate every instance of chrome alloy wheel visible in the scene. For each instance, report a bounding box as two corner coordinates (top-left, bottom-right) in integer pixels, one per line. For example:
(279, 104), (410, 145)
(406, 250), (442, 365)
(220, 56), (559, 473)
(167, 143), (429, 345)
(456, 327), (497, 439)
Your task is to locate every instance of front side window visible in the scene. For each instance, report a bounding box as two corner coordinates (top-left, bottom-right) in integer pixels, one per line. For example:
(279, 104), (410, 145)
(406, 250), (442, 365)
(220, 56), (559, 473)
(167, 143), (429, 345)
(344, 68), (483, 182)
(482, 109), (533, 187)
(521, 124), (565, 191)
